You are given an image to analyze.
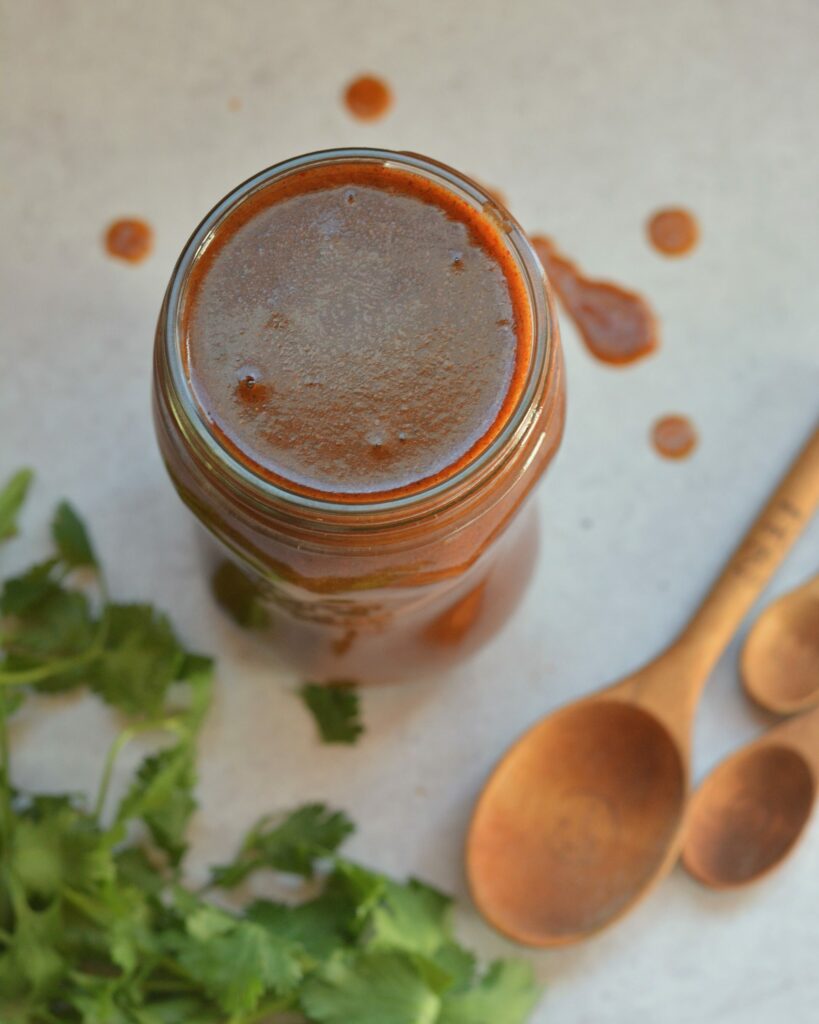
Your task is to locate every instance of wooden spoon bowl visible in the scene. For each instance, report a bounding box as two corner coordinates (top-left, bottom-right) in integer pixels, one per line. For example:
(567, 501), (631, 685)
(468, 701), (685, 943)
(683, 708), (819, 887)
(742, 575), (819, 714)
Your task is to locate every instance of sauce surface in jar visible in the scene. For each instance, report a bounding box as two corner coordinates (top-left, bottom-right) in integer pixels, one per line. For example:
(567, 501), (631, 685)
(182, 162), (532, 500)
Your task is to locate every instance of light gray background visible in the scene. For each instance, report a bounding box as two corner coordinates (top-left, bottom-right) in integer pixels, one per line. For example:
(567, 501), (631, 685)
(2, 1), (818, 1021)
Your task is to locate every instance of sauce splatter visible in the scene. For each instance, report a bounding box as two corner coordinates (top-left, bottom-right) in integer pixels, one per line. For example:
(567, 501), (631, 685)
(104, 218), (153, 264)
(652, 415), (698, 459)
(343, 75), (392, 121)
(530, 235), (659, 365)
(228, 96), (242, 112)
(647, 208), (699, 256)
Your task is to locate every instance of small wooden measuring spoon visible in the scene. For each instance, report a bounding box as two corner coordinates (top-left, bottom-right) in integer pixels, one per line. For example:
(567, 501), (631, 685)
(741, 574), (819, 714)
(682, 705), (819, 887)
(467, 425), (819, 946)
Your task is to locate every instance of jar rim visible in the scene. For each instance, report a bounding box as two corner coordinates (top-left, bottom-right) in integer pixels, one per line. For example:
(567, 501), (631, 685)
(161, 147), (553, 524)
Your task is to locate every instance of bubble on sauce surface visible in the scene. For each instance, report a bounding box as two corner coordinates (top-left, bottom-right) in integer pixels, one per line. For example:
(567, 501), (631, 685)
(234, 365), (270, 406)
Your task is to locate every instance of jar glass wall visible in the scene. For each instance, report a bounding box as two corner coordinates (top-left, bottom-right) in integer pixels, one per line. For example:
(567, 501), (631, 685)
(153, 149), (565, 684)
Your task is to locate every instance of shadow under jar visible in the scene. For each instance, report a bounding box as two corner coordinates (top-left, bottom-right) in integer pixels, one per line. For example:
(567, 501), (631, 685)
(153, 149), (565, 684)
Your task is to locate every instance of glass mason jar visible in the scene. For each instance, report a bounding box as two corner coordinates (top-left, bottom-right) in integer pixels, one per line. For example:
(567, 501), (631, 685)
(153, 149), (565, 684)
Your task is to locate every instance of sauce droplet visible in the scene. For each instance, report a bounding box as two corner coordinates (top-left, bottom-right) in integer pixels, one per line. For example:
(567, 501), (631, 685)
(104, 218), (153, 263)
(343, 75), (392, 121)
(646, 208), (699, 256)
(227, 96), (242, 112)
(530, 235), (659, 365)
(652, 415), (698, 459)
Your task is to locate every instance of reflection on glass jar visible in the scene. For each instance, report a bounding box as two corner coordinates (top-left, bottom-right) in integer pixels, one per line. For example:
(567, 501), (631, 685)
(153, 149), (565, 684)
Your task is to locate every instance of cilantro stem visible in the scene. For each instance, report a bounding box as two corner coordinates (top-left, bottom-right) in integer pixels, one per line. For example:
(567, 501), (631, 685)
(243, 995), (299, 1022)
(0, 692), (13, 863)
(93, 714), (187, 822)
(0, 647), (100, 685)
(93, 725), (139, 822)
(61, 884), (105, 922)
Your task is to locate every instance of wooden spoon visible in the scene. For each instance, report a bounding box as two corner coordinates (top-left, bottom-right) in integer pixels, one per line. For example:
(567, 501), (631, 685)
(741, 574), (819, 714)
(467, 425), (819, 946)
(682, 706), (819, 887)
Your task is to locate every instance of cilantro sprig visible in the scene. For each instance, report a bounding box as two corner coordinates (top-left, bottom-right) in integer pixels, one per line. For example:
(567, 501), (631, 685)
(298, 684), (364, 745)
(0, 469), (542, 1023)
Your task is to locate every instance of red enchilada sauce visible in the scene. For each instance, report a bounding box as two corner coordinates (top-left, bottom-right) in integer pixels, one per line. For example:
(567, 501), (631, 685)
(530, 235), (658, 365)
(343, 76), (392, 121)
(105, 218), (153, 263)
(183, 163), (532, 501)
(647, 208), (699, 257)
(652, 415), (698, 459)
(154, 152), (565, 683)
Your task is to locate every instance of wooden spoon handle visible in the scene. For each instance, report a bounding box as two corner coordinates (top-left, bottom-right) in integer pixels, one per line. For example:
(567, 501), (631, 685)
(679, 423), (819, 673)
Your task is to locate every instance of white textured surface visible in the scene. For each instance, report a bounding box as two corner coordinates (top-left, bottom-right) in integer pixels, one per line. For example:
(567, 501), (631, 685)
(2, 1), (819, 1021)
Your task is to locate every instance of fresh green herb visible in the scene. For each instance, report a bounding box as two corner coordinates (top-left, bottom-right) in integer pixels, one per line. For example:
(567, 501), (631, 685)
(51, 500), (98, 569)
(210, 803), (355, 889)
(211, 559), (269, 630)
(0, 469), (542, 1023)
(299, 683), (364, 745)
(0, 468), (33, 543)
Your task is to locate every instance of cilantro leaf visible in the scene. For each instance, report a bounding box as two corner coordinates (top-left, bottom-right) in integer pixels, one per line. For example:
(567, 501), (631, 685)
(438, 959), (542, 1024)
(114, 742), (198, 866)
(211, 559), (269, 629)
(11, 801), (113, 899)
(367, 878), (452, 958)
(430, 942), (477, 992)
(211, 803), (354, 888)
(52, 500), (97, 569)
(66, 981), (137, 1024)
(0, 483), (543, 1024)
(0, 557), (60, 616)
(247, 897), (350, 961)
(299, 682), (364, 745)
(173, 913), (302, 1014)
(113, 846), (165, 899)
(3, 586), (97, 691)
(0, 468), (33, 543)
(90, 603), (187, 716)
(0, 899), (65, 998)
(301, 950), (441, 1024)
(322, 859), (386, 935)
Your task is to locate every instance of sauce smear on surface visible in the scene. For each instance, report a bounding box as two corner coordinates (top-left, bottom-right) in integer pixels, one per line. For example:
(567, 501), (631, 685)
(343, 75), (392, 120)
(105, 218), (153, 263)
(530, 235), (658, 365)
(647, 208), (699, 256)
(652, 415), (698, 459)
(183, 162), (531, 500)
